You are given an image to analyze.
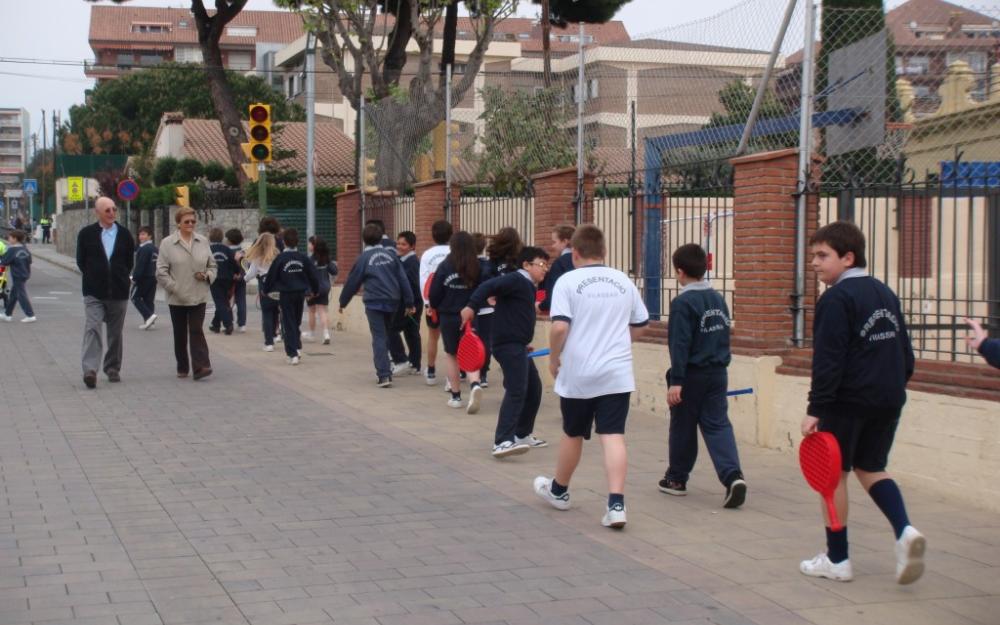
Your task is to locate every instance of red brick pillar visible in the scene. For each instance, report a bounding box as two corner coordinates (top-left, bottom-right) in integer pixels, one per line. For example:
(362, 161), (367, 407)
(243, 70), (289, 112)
(334, 189), (362, 284)
(413, 179), (460, 255)
(899, 192), (931, 278)
(531, 167), (595, 248)
(729, 148), (820, 354)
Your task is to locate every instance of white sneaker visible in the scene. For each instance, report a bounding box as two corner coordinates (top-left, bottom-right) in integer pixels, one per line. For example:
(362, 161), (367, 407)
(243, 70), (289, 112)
(533, 476), (571, 510)
(799, 552), (853, 582)
(0, 313), (11, 322)
(263, 344), (275, 352)
(288, 356), (300, 366)
(895, 526), (926, 585)
(275, 335), (282, 343)
(492, 440), (529, 458)
(140, 314), (157, 330)
(602, 503), (627, 529)
(515, 434), (548, 448)
(425, 368), (437, 386)
(20, 316), (37, 323)
(322, 331), (330, 345)
(466, 384), (482, 414)
(302, 331), (314, 342)
(447, 396), (463, 409)
(391, 361), (411, 375)
(238, 325), (247, 333)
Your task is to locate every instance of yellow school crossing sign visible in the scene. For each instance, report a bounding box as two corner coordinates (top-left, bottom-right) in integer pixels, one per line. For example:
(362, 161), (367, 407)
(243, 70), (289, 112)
(68, 177), (84, 202)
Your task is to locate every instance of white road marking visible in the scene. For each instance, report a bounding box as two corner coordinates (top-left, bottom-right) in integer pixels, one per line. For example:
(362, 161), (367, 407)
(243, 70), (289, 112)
(49, 291), (72, 295)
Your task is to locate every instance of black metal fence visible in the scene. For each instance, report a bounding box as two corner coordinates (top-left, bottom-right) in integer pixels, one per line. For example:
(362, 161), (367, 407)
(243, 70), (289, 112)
(817, 178), (1000, 362)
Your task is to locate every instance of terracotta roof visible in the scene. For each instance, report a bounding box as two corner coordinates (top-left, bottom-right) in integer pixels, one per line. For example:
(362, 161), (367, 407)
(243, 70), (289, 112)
(89, 5), (304, 48)
(617, 38), (768, 55)
(179, 118), (356, 188)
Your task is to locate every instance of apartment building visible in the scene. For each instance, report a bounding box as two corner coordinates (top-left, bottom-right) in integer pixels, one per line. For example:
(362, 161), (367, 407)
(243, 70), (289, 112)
(0, 108), (30, 180)
(84, 5), (304, 84)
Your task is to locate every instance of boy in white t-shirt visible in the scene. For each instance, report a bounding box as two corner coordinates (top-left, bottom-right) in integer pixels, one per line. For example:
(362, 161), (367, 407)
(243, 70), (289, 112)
(418, 220), (453, 386)
(533, 225), (649, 529)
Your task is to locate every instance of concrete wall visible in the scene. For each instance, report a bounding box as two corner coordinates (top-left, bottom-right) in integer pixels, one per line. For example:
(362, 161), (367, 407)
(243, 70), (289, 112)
(331, 284), (1000, 514)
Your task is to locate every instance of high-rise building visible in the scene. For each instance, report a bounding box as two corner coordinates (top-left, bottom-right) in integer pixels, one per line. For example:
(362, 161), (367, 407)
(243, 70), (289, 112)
(0, 108), (30, 181)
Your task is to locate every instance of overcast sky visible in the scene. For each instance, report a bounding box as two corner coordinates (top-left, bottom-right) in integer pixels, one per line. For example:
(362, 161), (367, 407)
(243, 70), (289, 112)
(0, 0), (990, 146)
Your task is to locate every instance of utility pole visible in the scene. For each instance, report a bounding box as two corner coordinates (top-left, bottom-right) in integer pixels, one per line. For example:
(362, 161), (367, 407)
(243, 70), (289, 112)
(50, 110), (59, 219)
(41, 109), (47, 218)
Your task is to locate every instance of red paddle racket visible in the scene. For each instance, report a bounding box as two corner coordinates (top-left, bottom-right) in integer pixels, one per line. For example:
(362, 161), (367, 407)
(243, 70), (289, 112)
(799, 432), (844, 531)
(456, 323), (486, 373)
(535, 289), (546, 304)
(423, 272), (437, 324)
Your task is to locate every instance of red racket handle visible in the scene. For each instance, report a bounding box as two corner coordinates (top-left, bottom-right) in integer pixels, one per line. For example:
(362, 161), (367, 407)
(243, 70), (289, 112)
(824, 495), (843, 531)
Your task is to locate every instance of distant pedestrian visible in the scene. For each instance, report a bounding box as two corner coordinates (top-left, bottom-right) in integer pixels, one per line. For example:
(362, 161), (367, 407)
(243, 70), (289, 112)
(208, 227), (240, 335)
(304, 236), (337, 346)
(130, 226), (159, 330)
(40, 216), (52, 244)
(262, 228), (318, 366)
(534, 225), (649, 530)
(244, 233), (281, 351)
(537, 224), (575, 312)
(76, 196), (135, 389)
(0, 229), (36, 323)
(155, 207), (216, 380)
(226, 229), (247, 333)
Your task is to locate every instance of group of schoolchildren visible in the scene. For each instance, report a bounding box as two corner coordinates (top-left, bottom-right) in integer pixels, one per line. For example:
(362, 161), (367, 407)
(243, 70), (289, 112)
(14, 208), (1000, 588)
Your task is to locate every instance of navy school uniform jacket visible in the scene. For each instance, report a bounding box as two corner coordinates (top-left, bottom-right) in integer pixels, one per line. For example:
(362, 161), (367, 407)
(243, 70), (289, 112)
(1, 244), (32, 282)
(132, 242), (158, 281)
(667, 281), (732, 385)
(400, 252), (421, 310)
(430, 258), (493, 314)
(210, 243), (240, 282)
(468, 270), (537, 347)
(262, 248), (319, 295)
(338, 246), (414, 313)
(311, 257), (339, 294)
(979, 339), (1000, 369)
(538, 249), (574, 312)
(807, 271), (915, 420)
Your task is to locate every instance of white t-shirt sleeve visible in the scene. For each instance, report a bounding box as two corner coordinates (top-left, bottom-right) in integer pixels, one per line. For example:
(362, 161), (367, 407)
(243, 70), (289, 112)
(629, 283), (650, 326)
(549, 273), (572, 322)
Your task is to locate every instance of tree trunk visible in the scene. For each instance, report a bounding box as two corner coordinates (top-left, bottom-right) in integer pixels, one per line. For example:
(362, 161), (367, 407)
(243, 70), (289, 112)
(541, 0), (552, 87)
(193, 0), (249, 186)
(371, 100), (442, 191)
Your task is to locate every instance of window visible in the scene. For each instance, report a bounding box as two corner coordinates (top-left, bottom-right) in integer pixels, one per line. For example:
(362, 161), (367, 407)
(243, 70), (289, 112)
(588, 78), (599, 100)
(116, 54), (134, 67)
(450, 63), (467, 75)
(131, 23), (169, 34)
(947, 51), (987, 73)
(912, 85), (931, 97)
(139, 54), (163, 66)
(226, 26), (257, 37)
(228, 51), (252, 71)
(175, 46), (203, 64)
(904, 56), (929, 75)
(518, 33), (530, 39)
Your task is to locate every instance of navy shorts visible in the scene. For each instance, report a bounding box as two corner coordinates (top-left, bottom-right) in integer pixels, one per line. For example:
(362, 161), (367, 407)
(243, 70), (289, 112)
(560, 392), (631, 440)
(439, 312), (462, 355)
(425, 310), (441, 330)
(819, 409), (901, 472)
(307, 289), (330, 307)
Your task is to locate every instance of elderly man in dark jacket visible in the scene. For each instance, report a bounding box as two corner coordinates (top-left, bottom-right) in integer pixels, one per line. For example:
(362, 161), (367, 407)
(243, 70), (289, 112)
(76, 196), (135, 389)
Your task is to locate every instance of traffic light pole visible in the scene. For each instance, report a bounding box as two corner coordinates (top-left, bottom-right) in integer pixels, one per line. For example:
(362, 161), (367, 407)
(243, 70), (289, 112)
(258, 164), (267, 216)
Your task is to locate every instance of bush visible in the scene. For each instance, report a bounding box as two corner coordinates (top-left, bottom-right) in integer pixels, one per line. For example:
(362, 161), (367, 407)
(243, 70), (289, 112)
(172, 158), (204, 183)
(243, 184), (344, 208)
(152, 157), (178, 186)
(203, 161), (226, 182)
(223, 167), (239, 188)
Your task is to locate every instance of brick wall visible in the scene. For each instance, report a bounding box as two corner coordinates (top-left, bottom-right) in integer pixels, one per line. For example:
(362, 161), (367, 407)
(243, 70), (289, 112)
(334, 190), (362, 284)
(413, 179), (460, 255)
(899, 192), (932, 278)
(531, 167), (594, 248)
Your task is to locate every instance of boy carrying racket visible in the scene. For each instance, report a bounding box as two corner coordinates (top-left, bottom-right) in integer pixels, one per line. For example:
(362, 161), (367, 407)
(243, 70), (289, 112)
(801, 221), (924, 585)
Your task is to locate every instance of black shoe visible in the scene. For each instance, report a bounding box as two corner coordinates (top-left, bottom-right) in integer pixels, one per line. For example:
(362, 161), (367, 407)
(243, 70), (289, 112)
(106, 370), (121, 383)
(377, 376), (392, 388)
(224, 327), (233, 335)
(209, 326), (221, 334)
(459, 370), (467, 381)
(658, 478), (686, 496)
(83, 371), (97, 389)
(193, 368), (213, 381)
(723, 475), (747, 509)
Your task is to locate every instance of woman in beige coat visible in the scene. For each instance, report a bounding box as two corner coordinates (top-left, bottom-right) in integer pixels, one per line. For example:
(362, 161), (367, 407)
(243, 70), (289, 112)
(156, 207), (217, 379)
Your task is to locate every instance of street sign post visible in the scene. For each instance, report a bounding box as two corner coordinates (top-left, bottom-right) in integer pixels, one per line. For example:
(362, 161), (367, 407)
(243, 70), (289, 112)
(117, 180), (139, 228)
(23, 179), (38, 221)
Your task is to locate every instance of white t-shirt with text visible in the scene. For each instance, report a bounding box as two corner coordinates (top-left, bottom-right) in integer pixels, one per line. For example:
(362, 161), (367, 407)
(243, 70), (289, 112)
(549, 264), (649, 399)
(418, 244), (451, 305)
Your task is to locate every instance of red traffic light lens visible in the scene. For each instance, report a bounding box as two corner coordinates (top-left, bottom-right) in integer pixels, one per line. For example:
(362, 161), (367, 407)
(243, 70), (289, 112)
(250, 144), (270, 160)
(249, 105), (269, 122)
(250, 125), (269, 141)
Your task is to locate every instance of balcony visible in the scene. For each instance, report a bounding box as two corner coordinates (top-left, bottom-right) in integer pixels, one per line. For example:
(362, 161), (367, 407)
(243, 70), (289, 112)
(84, 60), (140, 79)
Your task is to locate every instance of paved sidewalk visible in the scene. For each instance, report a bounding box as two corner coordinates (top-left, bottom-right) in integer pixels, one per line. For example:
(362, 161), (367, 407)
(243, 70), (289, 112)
(1, 251), (997, 625)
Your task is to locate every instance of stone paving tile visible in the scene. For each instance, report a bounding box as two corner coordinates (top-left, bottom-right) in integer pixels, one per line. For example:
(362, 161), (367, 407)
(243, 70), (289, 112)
(3, 253), (998, 625)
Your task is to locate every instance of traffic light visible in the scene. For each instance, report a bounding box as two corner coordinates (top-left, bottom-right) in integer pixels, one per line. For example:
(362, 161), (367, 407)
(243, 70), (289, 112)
(175, 185), (190, 208)
(248, 103), (272, 163)
(363, 158), (377, 192)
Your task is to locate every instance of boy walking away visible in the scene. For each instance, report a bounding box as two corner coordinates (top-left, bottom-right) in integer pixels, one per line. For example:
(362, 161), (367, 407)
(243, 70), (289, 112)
(418, 220), (453, 386)
(660, 244), (746, 508)
(262, 228), (318, 365)
(131, 226), (159, 330)
(534, 225), (649, 529)
(339, 224), (415, 386)
(801, 221), (923, 585)
(462, 246), (550, 458)
(537, 224), (575, 313)
(0, 230), (36, 323)
(226, 229), (248, 333)
(964, 318), (1000, 369)
(390, 230), (422, 375)
(208, 228), (240, 335)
